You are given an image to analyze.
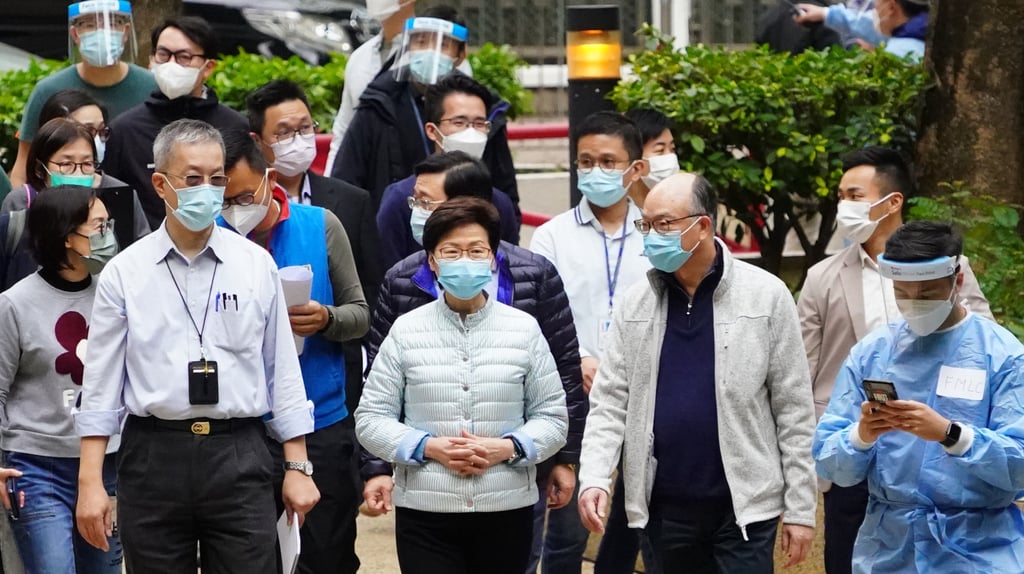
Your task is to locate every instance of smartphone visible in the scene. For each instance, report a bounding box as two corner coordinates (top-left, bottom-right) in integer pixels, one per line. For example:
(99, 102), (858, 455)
(863, 379), (899, 403)
(6, 478), (18, 521)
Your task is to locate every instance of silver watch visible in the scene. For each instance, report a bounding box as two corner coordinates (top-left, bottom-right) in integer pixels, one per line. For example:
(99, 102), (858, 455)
(284, 460), (314, 476)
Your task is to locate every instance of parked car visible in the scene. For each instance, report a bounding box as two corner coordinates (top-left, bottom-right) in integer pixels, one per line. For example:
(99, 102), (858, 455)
(0, 0), (377, 64)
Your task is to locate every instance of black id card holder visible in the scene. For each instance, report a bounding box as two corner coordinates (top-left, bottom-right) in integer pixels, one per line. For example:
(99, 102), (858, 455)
(188, 360), (219, 405)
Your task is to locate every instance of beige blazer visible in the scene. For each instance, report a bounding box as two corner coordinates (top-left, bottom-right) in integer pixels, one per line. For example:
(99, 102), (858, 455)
(798, 245), (993, 422)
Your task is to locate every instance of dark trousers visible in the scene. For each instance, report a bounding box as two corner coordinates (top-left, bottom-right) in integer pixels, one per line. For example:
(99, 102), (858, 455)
(117, 416), (277, 574)
(269, 420), (362, 574)
(595, 472), (657, 574)
(396, 506), (534, 574)
(823, 480), (869, 574)
(643, 504), (778, 574)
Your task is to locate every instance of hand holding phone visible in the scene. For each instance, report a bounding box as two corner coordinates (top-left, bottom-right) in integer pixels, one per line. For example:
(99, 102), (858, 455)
(5, 477), (20, 521)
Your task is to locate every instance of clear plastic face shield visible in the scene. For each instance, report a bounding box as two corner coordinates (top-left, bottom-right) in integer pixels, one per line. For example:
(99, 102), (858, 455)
(68, 1), (138, 67)
(393, 17), (468, 85)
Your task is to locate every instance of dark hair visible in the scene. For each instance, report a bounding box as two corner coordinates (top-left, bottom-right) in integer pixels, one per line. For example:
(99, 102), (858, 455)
(424, 73), (491, 125)
(414, 151), (493, 202)
(245, 80), (312, 136)
(420, 5), (467, 30)
(27, 118), (97, 192)
(692, 175), (719, 229)
(38, 89), (109, 129)
(573, 111), (643, 161)
(623, 108), (672, 146)
(884, 221), (962, 263)
(423, 196), (500, 255)
(27, 185), (97, 272)
(897, 0), (929, 17)
(151, 16), (217, 58)
(841, 146), (916, 198)
(222, 129), (270, 173)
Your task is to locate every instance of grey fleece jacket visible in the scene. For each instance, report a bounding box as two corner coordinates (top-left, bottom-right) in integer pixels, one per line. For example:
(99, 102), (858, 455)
(578, 240), (818, 532)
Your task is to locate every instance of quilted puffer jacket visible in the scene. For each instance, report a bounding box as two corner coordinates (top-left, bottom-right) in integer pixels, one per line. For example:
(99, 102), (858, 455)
(360, 241), (585, 480)
(355, 297), (568, 513)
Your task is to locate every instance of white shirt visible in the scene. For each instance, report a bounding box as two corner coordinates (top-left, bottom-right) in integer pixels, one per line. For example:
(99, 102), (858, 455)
(530, 200), (651, 359)
(859, 246), (900, 332)
(74, 224), (314, 442)
(285, 174), (314, 206)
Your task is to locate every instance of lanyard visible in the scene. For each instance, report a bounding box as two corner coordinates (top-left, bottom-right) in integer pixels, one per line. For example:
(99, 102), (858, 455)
(409, 93), (433, 157)
(165, 259), (219, 360)
(601, 214), (629, 312)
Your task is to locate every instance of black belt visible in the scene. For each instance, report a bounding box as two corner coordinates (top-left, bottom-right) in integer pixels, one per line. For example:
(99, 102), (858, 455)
(127, 415), (262, 436)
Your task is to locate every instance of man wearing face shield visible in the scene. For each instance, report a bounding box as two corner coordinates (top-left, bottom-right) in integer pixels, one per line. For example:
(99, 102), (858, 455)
(331, 11), (519, 215)
(577, 173), (818, 572)
(8, 0), (156, 190)
(814, 220), (1024, 573)
(101, 16), (248, 231)
(797, 146), (992, 574)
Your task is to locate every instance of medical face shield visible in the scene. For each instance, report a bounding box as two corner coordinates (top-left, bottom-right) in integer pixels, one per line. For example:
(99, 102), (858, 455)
(393, 17), (468, 85)
(879, 255), (959, 336)
(877, 255), (958, 282)
(68, 1), (138, 67)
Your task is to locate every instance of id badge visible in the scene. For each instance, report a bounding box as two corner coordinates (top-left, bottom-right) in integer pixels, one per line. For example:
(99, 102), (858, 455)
(188, 360), (219, 405)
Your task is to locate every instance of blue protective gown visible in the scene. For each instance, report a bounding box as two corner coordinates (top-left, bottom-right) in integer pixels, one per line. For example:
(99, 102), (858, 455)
(814, 313), (1024, 573)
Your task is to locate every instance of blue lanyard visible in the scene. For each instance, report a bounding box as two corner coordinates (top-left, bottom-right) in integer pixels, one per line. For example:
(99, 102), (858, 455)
(409, 93), (433, 157)
(602, 214), (629, 312)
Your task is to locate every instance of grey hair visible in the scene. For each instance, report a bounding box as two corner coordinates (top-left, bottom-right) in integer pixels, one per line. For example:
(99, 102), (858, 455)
(152, 119), (226, 172)
(690, 174), (718, 229)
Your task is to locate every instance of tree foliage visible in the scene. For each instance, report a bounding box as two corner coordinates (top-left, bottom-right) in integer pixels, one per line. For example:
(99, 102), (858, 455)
(611, 26), (929, 277)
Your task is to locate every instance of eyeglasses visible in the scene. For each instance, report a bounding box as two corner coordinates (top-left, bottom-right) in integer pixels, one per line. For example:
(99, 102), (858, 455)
(161, 172), (230, 188)
(438, 117), (491, 132)
(223, 193), (259, 208)
(48, 160), (99, 175)
(435, 246), (492, 262)
(84, 125), (112, 143)
(575, 158), (633, 175)
(271, 122), (318, 144)
(152, 48), (206, 67)
(634, 214), (707, 235)
(76, 219), (116, 239)
(72, 16), (131, 31)
(407, 196), (445, 211)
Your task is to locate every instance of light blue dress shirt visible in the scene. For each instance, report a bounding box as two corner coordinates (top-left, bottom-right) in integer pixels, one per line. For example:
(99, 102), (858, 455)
(74, 224), (314, 442)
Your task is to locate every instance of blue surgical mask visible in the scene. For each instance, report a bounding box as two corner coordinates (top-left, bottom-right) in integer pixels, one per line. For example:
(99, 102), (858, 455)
(410, 206), (430, 245)
(408, 50), (454, 84)
(577, 168), (629, 208)
(642, 218), (703, 273)
(50, 173), (95, 187)
(436, 258), (492, 300)
(161, 175), (225, 232)
(79, 29), (125, 67)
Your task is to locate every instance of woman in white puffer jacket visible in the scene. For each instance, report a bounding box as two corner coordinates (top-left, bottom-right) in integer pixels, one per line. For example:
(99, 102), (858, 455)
(355, 196), (568, 574)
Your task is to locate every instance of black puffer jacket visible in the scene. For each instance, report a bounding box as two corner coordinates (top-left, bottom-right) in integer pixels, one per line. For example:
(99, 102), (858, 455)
(360, 241), (586, 481)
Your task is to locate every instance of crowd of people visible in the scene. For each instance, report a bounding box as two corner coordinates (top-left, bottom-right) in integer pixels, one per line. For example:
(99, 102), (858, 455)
(0, 1), (1022, 574)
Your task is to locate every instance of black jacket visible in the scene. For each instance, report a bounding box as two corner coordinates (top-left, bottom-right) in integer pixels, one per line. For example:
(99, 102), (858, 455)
(329, 72), (519, 215)
(103, 88), (248, 230)
(360, 241), (586, 480)
(305, 172), (384, 421)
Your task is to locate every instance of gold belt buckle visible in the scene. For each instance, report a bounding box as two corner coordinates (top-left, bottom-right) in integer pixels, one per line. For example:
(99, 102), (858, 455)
(190, 421), (211, 435)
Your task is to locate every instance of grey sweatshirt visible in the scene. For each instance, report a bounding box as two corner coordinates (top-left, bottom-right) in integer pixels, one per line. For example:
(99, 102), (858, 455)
(0, 272), (119, 457)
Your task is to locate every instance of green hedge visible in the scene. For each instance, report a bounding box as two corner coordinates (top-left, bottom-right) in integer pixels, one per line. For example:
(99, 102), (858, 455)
(0, 42), (530, 170)
(611, 25), (929, 278)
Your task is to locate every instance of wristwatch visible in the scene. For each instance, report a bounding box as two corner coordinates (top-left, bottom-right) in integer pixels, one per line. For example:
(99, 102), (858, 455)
(284, 460), (314, 476)
(940, 421), (963, 448)
(506, 438), (525, 465)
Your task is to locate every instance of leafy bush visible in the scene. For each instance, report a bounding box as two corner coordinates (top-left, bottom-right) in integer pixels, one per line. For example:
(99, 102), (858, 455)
(468, 43), (534, 119)
(0, 59), (67, 169)
(208, 50), (349, 129)
(908, 185), (1024, 338)
(611, 25), (929, 278)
